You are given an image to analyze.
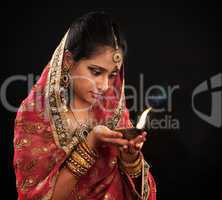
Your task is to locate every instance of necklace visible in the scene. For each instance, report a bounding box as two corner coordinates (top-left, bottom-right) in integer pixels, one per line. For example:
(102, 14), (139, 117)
(69, 102), (91, 129)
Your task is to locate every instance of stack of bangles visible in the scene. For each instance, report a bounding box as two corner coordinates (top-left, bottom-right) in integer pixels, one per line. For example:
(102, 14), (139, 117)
(65, 139), (99, 178)
(119, 152), (143, 178)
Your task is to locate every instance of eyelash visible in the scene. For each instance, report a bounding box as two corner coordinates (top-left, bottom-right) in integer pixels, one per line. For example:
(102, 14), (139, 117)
(89, 68), (118, 78)
(90, 68), (101, 76)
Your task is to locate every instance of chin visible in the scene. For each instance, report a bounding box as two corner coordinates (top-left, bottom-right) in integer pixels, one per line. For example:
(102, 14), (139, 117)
(84, 95), (97, 106)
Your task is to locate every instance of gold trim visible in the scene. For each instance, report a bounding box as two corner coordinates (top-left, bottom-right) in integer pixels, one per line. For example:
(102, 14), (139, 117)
(46, 30), (80, 154)
(142, 160), (150, 200)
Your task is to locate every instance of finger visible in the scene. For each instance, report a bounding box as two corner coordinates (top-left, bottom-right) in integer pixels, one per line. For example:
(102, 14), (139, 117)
(129, 136), (146, 152)
(109, 130), (123, 138)
(129, 135), (146, 146)
(93, 125), (107, 133)
(128, 142), (144, 153)
(101, 131), (123, 138)
(102, 138), (129, 146)
(141, 131), (147, 138)
(102, 138), (128, 146)
(135, 142), (144, 150)
(94, 126), (123, 138)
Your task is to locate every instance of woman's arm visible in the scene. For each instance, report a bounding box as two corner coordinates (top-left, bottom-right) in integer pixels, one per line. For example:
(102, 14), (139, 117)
(52, 132), (97, 200)
(52, 134), (98, 200)
(53, 126), (126, 200)
(118, 151), (143, 197)
(52, 167), (78, 200)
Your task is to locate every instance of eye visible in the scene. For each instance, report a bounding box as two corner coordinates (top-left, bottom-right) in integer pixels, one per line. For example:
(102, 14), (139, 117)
(109, 71), (118, 79)
(89, 67), (102, 76)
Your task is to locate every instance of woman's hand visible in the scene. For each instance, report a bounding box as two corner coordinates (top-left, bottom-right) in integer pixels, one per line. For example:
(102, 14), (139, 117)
(86, 125), (129, 150)
(119, 131), (147, 162)
(126, 131), (147, 153)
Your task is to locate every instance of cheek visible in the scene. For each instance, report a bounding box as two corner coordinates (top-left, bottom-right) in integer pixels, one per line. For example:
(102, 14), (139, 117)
(72, 76), (96, 95)
(108, 79), (116, 88)
(71, 68), (94, 90)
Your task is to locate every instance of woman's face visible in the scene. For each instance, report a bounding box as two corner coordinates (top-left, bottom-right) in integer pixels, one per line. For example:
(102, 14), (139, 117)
(64, 47), (123, 107)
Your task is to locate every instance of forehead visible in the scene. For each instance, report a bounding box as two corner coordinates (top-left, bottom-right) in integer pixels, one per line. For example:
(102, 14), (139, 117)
(85, 47), (123, 71)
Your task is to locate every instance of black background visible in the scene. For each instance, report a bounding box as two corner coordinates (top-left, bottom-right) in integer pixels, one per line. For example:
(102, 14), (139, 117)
(3, 1), (222, 199)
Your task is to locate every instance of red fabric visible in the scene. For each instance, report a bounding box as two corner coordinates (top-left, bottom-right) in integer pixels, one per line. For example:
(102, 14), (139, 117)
(14, 55), (156, 200)
(148, 172), (157, 200)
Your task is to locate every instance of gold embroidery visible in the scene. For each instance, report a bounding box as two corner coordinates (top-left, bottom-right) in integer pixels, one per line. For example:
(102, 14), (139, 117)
(15, 137), (31, 150)
(46, 30), (79, 154)
(15, 159), (38, 172)
(22, 122), (45, 134)
(104, 192), (114, 200)
(141, 159), (150, 200)
(43, 147), (48, 152)
(31, 147), (50, 156)
(21, 176), (37, 192)
(42, 127), (54, 140)
(109, 158), (117, 168)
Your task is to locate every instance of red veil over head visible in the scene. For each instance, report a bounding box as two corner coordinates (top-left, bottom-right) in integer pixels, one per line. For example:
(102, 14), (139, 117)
(14, 30), (156, 200)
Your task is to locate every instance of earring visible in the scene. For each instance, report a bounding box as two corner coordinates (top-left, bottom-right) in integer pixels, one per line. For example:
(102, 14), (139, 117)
(60, 65), (71, 112)
(113, 51), (122, 63)
(111, 26), (123, 64)
(61, 65), (71, 88)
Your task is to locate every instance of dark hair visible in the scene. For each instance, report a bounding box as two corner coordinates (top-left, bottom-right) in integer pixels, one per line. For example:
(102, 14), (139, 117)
(65, 11), (127, 62)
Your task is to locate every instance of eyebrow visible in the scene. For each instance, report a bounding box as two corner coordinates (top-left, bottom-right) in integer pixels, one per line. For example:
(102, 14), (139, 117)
(88, 64), (120, 72)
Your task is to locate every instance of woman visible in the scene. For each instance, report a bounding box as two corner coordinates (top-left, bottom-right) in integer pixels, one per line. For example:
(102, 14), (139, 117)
(14, 11), (156, 200)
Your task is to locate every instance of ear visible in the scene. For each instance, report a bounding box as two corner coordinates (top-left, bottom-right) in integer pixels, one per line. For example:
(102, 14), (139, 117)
(63, 50), (75, 67)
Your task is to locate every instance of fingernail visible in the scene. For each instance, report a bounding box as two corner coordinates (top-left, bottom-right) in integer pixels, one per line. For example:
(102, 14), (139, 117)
(123, 145), (128, 149)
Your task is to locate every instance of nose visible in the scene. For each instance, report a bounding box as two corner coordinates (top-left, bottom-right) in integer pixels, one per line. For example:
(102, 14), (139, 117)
(97, 75), (109, 93)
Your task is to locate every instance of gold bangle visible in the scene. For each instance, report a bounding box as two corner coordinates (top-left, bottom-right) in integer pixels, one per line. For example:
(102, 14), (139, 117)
(76, 145), (96, 166)
(67, 157), (88, 174)
(81, 140), (98, 158)
(124, 162), (142, 178)
(66, 160), (85, 177)
(65, 162), (80, 178)
(119, 153), (143, 178)
(66, 140), (99, 178)
(119, 162), (142, 178)
(120, 156), (141, 168)
(85, 139), (99, 158)
(71, 151), (91, 169)
(129, 170), (142, 178)
(120, 153), (142, 168)
(125, 159), (142, 173)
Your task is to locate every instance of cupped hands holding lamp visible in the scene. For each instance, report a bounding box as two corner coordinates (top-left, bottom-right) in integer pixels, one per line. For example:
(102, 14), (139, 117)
(14, 11), (156, 200)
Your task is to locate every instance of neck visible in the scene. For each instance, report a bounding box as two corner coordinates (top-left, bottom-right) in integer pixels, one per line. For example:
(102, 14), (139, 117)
(71, 95), (92, 112)
(69, 95), (95, 127)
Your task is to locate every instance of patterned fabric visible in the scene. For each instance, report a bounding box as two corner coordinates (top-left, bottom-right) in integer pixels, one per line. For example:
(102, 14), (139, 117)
(13, 30), (156, 200)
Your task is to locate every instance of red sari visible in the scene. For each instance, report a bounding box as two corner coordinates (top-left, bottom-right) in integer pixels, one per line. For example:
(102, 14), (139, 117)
(14, 30), (156, 200)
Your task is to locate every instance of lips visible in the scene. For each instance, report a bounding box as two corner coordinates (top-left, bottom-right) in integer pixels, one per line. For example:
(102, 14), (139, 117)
(90, 92), (103, 99)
